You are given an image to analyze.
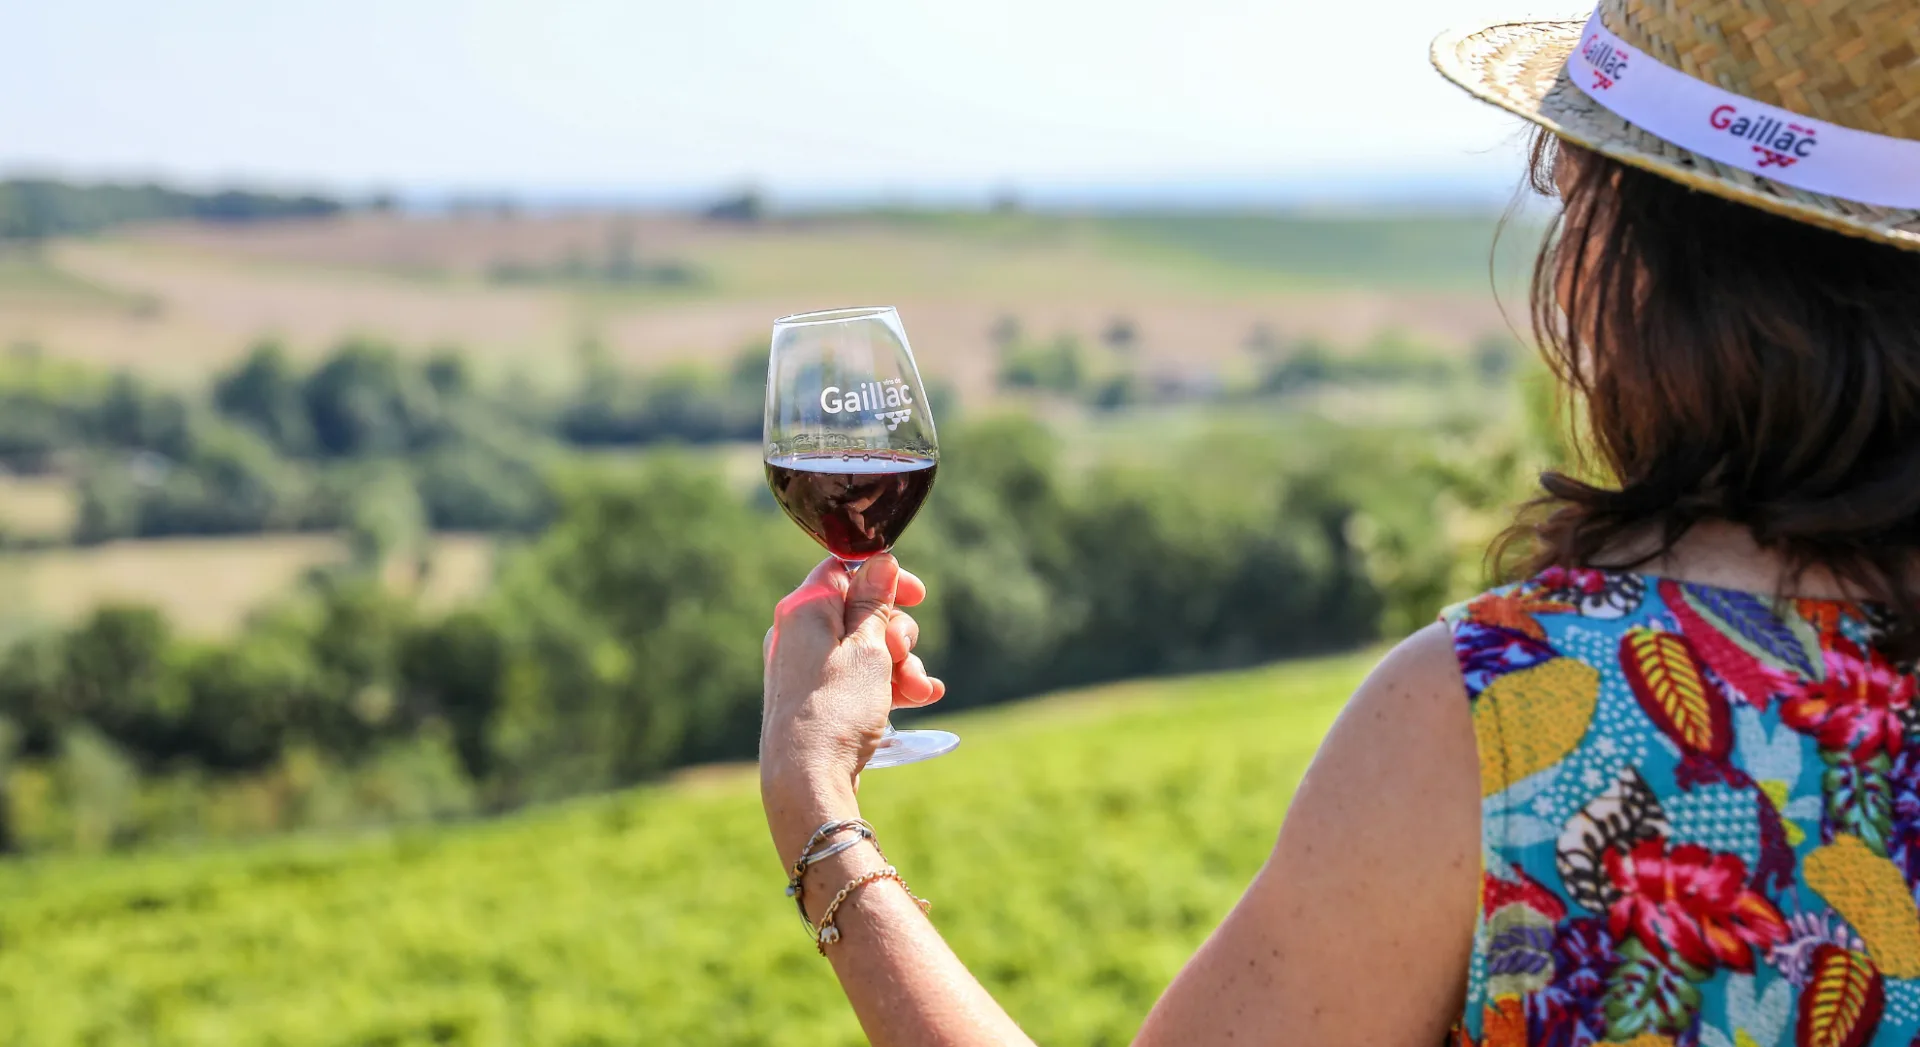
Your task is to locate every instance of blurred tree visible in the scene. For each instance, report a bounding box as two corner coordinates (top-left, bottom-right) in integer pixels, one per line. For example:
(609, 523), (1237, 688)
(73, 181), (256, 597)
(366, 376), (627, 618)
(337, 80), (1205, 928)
(49, 724), (139, 852)
(301, 339), (438, 457)
(213, 341), (316, 455)
(60, 606), (182, 763)
(488, 455), (810, 796)
(296, 576), (410, 758)
(422, 347), (472, 398)
(0, 716), (17, 852)
(1090, 373), (1139, 412)
(72, 458), (140, 544)
(702, 189), (764, 223)
(1258, 340), (1333, 395)
(412, 443), (553, 532)
(0, 178), (340, 241)
(398, 611), (507, 782)
(340, 466), (428, 577)
(0, 634), (65, 755)
(74, 422), (313, 542)
(0, 394), (81, 473)
(177, 630), (310, 770)
(93, 374), (195, 459)
(997, 335), (1084, 395)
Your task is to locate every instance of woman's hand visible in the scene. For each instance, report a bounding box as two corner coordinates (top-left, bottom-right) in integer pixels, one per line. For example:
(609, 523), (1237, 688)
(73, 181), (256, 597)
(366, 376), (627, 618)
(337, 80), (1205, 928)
(761, 554), (945, 824)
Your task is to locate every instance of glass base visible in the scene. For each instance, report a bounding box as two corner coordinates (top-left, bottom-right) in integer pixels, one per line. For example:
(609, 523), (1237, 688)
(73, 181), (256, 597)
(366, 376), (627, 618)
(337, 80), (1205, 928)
(867, 728), (959, 769)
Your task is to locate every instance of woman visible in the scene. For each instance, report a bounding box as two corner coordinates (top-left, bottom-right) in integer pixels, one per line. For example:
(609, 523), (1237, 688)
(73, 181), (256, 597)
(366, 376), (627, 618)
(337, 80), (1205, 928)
(760, 0), (1920, 1042)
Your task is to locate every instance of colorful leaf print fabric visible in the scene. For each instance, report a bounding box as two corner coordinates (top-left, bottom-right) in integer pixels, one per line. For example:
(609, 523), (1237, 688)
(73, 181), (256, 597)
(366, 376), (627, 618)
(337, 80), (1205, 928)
(1444, 570), (1920, 1047)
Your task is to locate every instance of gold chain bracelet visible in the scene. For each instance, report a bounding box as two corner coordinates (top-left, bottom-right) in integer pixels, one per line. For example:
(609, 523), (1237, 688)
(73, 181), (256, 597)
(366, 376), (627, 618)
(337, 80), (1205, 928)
(812, 864), (931, 955)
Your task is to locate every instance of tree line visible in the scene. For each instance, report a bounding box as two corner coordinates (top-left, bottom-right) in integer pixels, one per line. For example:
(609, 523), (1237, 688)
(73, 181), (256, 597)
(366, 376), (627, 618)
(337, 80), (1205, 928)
(0, 324), (1501, 549)
(0, 330), (1548, 853)
(991, 317), (1520, 409)
(0, 178), (345, 242)
(0, 401), (1530, 854)
(0, 339), (772, 546)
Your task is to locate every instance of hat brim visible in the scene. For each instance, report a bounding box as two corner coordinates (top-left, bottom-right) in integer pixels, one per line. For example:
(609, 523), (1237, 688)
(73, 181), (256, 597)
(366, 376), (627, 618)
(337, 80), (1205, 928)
(1431, 20), (1920, 252)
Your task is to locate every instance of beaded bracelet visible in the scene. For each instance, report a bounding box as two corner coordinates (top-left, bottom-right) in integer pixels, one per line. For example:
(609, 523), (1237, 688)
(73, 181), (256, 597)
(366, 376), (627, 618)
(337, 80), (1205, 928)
(812, 864), (931, 954)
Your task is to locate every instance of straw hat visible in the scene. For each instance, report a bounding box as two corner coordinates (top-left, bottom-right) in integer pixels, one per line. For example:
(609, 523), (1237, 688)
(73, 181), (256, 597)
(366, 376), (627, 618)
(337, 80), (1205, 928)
(1432, 0), (1920, 251)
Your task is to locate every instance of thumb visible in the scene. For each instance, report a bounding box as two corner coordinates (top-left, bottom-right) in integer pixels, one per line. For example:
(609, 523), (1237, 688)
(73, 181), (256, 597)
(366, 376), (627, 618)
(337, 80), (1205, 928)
(843, 554), (900, 646)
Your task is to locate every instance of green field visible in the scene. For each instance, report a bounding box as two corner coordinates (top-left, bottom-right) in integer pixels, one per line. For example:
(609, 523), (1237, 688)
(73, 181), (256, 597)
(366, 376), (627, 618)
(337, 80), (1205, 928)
(0, 650), (1371, 1046)
(1094, 211), (1536, 292)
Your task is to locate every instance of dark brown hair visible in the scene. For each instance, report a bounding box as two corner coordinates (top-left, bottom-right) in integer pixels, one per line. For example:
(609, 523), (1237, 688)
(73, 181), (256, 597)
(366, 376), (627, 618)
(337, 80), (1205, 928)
(1506, 129), (1920, 655)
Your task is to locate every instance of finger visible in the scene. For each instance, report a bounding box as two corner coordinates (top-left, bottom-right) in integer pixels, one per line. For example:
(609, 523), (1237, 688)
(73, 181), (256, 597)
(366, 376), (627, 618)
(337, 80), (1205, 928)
(894, 567), (928, 608)
(895, 668), (946, 709)
(843, 554), (900, 646)
(811, 557), (858, 604)
(775, 558), (853, 633)
(892, 654), (938, 707)
(884, 609), (919, 664)
(804, 556), (852, 592)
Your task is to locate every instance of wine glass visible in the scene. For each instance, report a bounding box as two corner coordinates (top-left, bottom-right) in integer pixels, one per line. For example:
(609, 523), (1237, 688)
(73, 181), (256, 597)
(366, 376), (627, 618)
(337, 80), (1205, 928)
(764, 306), (958, 769)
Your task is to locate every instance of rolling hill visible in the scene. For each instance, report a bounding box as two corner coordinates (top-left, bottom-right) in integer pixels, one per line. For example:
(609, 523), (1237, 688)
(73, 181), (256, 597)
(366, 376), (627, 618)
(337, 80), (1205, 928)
(0, 650), (1373, 1046)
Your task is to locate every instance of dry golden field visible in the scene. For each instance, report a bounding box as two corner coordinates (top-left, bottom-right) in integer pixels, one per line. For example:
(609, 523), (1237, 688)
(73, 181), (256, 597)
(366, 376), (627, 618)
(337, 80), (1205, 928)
(0, 473), (77, 541)
(0, 533), (494, 639)
(0, 211), (1521, 404)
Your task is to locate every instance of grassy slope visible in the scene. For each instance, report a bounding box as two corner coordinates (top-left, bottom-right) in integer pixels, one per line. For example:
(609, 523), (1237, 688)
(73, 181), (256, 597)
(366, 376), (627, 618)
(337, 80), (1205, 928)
(1093, 212), (1534, 292)
(0, 651), (1374, 1046)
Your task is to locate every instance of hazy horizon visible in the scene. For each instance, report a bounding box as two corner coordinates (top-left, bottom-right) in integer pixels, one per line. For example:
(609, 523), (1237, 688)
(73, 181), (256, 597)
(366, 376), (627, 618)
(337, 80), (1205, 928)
(4, 0), (1581, 208)
(0, 164), (1537, 214)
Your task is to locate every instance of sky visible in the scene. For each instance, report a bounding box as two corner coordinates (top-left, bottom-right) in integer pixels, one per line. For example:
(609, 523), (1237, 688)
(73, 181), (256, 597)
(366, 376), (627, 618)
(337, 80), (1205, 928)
(1, 0), (1586, 205)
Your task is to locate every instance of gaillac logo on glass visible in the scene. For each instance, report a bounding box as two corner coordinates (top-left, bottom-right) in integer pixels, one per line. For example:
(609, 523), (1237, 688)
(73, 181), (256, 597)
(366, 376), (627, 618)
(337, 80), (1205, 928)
(821, 377), (915, 431)
(1709, 105), (1818, 168)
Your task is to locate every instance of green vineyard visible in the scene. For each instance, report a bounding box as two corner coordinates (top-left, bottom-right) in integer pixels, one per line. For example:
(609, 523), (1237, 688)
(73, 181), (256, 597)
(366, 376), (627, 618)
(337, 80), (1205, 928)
(0, 651), (1373, 1046)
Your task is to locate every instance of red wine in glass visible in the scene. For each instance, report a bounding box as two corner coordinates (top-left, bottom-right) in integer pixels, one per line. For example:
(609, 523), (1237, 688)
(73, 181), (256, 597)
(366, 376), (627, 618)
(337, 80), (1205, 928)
(764, 306), (957, 768)
(765, 452), (937, 563)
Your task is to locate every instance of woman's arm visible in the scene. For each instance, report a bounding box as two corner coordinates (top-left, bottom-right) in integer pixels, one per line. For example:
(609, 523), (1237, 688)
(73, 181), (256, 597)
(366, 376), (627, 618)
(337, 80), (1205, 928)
(762, 555), (1035, 1045)
(1132, 622), (1480, 1045)
(761, 556), (1480, 1047)
(765, 781), (1037, 1046)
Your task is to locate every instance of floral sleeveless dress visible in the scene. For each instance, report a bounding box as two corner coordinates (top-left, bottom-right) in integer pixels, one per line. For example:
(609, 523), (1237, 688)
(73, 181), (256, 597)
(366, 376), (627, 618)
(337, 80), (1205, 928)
(1442, 568), (1920, 1047)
